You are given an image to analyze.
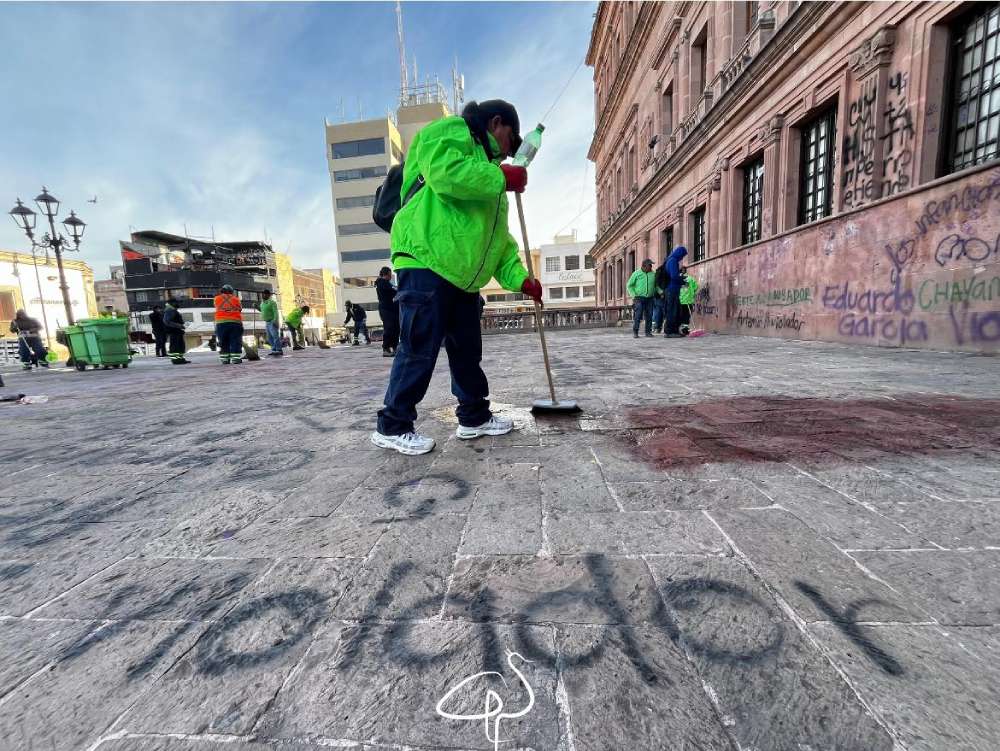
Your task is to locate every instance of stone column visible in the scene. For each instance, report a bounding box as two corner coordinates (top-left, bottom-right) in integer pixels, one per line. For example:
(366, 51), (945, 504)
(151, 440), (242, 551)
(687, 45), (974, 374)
(760, 115), (784, 237)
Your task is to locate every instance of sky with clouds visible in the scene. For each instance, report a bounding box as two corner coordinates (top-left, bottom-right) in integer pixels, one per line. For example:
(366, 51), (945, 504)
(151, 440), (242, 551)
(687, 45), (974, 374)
(0, 1), (598, 280)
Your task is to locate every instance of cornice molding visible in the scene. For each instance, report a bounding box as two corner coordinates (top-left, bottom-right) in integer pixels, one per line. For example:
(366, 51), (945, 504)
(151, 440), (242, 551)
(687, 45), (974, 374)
(588, 2), (663, 160)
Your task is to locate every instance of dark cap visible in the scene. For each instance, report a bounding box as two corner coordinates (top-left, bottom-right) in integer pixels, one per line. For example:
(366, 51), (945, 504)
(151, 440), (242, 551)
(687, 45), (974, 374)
(468, 99), (522, 153)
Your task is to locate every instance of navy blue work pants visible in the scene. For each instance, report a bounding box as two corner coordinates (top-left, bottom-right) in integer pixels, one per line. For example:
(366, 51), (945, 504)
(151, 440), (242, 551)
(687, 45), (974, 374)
(377, 268), (491, 435)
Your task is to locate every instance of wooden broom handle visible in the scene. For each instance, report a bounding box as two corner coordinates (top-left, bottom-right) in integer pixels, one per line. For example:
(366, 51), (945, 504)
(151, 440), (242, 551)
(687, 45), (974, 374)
(515, 192), (558, 404)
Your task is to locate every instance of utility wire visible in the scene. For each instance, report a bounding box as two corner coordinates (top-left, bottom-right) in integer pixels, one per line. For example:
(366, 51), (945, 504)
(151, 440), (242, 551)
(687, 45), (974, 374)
(540, 56), (585, 124)
(553, 200), (595, 239)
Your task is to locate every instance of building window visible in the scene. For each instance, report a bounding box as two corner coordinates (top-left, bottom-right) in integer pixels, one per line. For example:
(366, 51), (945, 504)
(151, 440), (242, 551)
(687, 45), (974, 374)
(549, 287), (564, 299)
(344, 276), (380, 287)
(628, 145), (636, 188)
(564, 255), (581, 271)
(545, 256), (561, 273)
(798, 107), (837, 225)
(338, 222), (383, 236)
(359, 302), (381, 312)
(331, 137), (385, 159)
(615, 258), (624, 297)
(583, 285), (596, 298)
(340, 249), (391, 262)
(661, 84), (673, 136)
(691, 207), (706, 262)
(946, 4), (1000, 173)
(565, 286), (581, 299)
(180, 312), (195, 323)
(742, 156), (765, 245)
(691, 25), (708, 101)
(627, 250), (636, 274)
(748, 1), (759, 33)
(336, 195), (376, 209)
(584, 253), (595, 269)
(333, 165), (388, 182)
(661, 225), (674, 261)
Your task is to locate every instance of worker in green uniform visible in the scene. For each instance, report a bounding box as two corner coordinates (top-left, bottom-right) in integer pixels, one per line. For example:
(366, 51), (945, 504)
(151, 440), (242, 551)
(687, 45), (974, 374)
(285, 305), (309, 350)
(372, 99), (541, 456)
(260, 290), (282, 356)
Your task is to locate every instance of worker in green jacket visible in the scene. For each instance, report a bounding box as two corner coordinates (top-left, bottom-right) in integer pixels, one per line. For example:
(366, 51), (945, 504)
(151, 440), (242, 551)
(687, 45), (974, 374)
(626, 258), (657, 338)
(678, 266), (699, 336)
(373, 99), (539, 456)
(260, 289), (282, 356)
(285, 305), (309, 350)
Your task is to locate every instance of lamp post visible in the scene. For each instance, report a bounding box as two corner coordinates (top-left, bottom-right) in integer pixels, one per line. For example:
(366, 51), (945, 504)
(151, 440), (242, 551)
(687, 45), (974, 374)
(8, 188), (86, 327)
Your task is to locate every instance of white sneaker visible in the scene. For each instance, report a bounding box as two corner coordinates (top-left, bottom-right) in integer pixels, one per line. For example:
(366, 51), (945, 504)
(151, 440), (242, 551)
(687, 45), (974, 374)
(455, 415), (514, 440)
(370, 430), (436, 455)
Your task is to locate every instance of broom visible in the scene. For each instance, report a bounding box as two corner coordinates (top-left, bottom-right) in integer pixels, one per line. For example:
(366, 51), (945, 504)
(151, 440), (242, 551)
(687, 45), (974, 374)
(514, 192), (580, 415)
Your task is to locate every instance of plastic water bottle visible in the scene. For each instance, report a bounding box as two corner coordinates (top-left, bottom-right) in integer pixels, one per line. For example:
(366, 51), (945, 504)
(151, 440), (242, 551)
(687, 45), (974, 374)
(513, 123), (545, 167)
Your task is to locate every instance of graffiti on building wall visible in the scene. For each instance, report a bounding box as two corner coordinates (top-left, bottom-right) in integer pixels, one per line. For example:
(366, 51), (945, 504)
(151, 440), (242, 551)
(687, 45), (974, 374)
(821, 238), (929, 347)
(733, 287), (812, 308)
(914, 171), (1000, 237)
(881, 72), (914, 197)
(694, 285), (717, 316)
(842, 79), (878, 208)
(733, 309), (805, 332)
(918, 274), (1000, 311)
(933, 232), (1000, 267)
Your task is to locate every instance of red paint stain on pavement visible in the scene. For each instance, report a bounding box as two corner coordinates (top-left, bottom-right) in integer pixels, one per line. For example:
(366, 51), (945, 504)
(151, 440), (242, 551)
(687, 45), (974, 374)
(618, 395), (1000, 469)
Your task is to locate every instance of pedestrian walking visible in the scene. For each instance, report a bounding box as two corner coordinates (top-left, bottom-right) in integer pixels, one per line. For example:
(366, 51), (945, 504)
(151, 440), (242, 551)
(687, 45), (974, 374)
(149, 305), (167, 358)
(678, 265), (699, 336)
(662, 246), (689, 338)
(372, 98), (537, 455)
(163, 298), (190, 364)
(213, 284), (244, 364)
(259, 289), (283, 357)
(627, 258), (657, 338)
(344, 301), (370, 346)
(9, 310), (49, 370)
(285, 305), (310, 350)
(375, 267), (399, 357)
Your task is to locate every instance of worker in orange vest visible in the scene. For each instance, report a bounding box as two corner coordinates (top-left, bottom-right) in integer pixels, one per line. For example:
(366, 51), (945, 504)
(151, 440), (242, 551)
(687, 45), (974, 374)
(213, 284), (244, 364)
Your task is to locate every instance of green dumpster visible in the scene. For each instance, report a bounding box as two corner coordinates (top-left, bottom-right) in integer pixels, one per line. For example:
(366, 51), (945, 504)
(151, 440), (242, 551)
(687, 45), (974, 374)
(68, 318), (132, 370)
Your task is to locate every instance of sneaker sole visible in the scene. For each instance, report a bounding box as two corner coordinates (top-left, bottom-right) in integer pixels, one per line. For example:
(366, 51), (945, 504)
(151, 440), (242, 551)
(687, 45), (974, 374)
(455, 425), (514, 440)
(370, 432), (435, 455)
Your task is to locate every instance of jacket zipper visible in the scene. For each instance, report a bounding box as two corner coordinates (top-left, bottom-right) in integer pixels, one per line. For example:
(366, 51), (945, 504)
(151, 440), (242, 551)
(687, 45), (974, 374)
(465, 195), (502, 291)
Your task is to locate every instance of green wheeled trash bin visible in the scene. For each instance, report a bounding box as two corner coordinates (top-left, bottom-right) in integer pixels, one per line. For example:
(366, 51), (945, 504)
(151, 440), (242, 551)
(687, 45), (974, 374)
(71, 318), (132, 370)
(62, 325), (91, 369)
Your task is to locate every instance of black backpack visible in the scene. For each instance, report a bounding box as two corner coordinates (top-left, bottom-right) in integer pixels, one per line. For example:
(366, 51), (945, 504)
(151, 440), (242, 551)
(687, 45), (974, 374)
(371, 111), (493, 233)
(372, 167), (424, 233)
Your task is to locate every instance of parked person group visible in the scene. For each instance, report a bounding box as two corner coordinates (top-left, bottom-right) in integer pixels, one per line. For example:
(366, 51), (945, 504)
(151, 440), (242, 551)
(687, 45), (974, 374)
(634, 246), (697, 339)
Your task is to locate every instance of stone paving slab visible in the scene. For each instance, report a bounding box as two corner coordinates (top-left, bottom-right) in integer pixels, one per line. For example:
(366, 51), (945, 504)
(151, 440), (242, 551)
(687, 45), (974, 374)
(851, 550), (1000, 625)
(3, 330), (1000, 749)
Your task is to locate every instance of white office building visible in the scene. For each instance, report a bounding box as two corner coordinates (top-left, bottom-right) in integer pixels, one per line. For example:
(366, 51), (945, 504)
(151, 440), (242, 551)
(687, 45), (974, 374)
(326, 94), (450, 326)
(539, 232), (597, 307)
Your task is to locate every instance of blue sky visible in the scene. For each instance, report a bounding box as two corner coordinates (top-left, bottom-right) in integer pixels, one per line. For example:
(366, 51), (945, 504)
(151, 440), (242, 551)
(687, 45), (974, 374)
(0, 1), (597, 279)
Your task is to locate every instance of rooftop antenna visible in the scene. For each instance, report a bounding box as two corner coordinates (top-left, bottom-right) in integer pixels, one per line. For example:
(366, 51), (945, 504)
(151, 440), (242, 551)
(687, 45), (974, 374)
(395, 0), (408, 105)
(452, 55), (465, 113)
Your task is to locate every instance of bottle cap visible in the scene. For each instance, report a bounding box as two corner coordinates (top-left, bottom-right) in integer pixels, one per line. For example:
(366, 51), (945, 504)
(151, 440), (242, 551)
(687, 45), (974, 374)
(536, 123), (545, 132)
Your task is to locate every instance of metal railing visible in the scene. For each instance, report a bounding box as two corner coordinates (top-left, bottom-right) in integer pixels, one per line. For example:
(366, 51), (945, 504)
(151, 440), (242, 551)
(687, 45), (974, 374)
(481, 306), (633, 335)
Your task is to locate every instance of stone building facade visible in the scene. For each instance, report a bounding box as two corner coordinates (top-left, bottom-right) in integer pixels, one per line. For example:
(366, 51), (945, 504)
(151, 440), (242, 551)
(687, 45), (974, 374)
(587, 1), (1000, 352)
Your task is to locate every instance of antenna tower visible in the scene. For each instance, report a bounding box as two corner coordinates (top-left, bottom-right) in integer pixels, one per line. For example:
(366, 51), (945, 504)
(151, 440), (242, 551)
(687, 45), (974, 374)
(395, 1), (408, 105)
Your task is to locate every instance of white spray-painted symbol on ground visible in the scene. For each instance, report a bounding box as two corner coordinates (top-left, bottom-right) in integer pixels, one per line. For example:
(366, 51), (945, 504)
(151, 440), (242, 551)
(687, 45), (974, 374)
(435, 649), (535, 751)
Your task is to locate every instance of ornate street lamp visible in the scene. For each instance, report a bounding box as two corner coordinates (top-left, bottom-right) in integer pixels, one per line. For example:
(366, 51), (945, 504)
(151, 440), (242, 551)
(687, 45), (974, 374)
(8, 188), (85, 326)
(6, 200), (54, 348)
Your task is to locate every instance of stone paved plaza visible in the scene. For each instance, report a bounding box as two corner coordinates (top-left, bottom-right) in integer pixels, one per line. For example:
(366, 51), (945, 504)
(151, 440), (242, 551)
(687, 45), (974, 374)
(1, 328), (999, 751)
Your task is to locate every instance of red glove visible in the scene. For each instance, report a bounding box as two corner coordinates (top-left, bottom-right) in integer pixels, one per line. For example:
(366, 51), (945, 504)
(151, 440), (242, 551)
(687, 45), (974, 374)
(500, 164), (528, 193)
(521, 278), (543, 304)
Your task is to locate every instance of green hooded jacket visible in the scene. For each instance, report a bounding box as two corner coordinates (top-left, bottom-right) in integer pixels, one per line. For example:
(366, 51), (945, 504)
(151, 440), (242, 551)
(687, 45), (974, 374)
(286, 307), (305, 328)
(390, 116), (528, 293)
(679, 275), (699, 306)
